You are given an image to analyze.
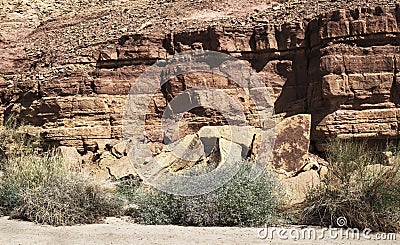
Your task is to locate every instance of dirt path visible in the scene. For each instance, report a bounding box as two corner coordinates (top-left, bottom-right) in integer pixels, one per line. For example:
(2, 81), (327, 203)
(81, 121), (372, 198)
(0, 216), (399, 244)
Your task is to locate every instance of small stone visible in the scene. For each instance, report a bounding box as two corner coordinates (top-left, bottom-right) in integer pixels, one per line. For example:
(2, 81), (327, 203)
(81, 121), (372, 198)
(57, 146), (82, 168)
(111, 141), (128, 159)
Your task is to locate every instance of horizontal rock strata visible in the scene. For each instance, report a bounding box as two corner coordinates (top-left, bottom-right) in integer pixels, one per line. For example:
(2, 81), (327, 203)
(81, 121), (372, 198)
(1, 2), (400, 154)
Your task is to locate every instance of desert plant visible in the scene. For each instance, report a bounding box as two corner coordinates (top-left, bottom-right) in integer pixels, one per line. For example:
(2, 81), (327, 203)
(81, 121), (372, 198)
(115, 175), (141, 203)
(0, 116), (40, 163)
(0, 122), (123, 224)
(0, 148), (67, 215)
(0, 149), (122, 224)
(302, 139), (400, 232)
(133, 161), (283, 226)
(11, 176), (121, 226)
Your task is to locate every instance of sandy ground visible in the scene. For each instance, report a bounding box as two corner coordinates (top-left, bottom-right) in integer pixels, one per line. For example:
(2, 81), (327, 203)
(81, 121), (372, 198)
(0, 216), (399, 245)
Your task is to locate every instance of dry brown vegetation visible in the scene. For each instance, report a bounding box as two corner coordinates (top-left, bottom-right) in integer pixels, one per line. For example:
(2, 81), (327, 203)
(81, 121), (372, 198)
(0, 121), (121, 225)
(301, 139), (400, 232)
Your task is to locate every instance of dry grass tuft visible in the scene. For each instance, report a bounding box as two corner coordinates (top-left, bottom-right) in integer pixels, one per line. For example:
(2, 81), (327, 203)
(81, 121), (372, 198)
(301, 139), (400, 232)
(11, 176), (121, 226)
(0, 119), (122, 225)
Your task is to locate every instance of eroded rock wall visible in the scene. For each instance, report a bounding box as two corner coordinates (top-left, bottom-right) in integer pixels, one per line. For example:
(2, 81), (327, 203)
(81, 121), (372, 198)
(310, 7), (400, 141)
(1, 5), (400, 153)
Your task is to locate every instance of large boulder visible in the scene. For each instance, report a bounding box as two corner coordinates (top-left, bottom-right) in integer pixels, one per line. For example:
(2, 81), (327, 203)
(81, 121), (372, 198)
(97, 151), (137, 180)
(155, 133), (206, 172)
(270, 114), (312, 174)
(280, 170), (321, 205)
(305, 153), (329, 180)
(208, 138), (243, 167)
(151, 132), (244, 174)
(131, 118), (312, 181)
(111, 141), (128, 159)
(197, 125), (257, 157)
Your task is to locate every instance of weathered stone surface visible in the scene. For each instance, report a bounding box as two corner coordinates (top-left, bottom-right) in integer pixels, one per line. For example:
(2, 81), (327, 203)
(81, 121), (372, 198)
(57, 146), (82, 168)
(104, 156), (134, 180)
(314, 109), (400, 140)
(214, 138), (243, 166)
(111, 141), (128, 159)
(271, 114), (311, 173)
(97, 151), (135, 180)
(198, 126), (257, 156)
(280, 170), (321, 205)
(322, 74), (353, 100)
(81, 151), (95, 165)
(253, 24), (278, 51)
(119, 125), (248, 182)
(154, 134), (205, 172)
(1, 3), (400, 155)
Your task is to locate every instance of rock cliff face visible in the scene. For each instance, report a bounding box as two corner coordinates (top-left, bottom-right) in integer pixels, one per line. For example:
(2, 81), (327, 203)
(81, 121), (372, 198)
(1, 1), (400, 155)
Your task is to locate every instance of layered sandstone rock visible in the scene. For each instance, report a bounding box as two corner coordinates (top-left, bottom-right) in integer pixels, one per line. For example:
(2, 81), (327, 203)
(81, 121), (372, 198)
(308, 8), (400, 143)
(1, 2), (400, 157)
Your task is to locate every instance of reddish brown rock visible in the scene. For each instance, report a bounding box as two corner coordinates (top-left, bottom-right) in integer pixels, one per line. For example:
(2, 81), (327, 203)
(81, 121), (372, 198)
(1, 3), (400, 155)
(314, 108), (400, 140)
(271, 114), (311, 173)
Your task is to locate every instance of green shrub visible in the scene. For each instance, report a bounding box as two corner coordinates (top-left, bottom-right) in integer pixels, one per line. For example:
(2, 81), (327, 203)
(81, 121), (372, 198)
(302, 139), (400, 232)
(114, 176), (141, 216)
(0, 182), (20, 216)
(133, 162), (282, 226)
(0, 117), (40, 162)
(115, 176), (141, 203)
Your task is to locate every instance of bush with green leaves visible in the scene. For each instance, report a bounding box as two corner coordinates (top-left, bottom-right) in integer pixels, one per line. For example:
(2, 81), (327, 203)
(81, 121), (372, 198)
(132, 162), (282, 226)
(115, 176), (141, 203)
(302, 139), (400, 232)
